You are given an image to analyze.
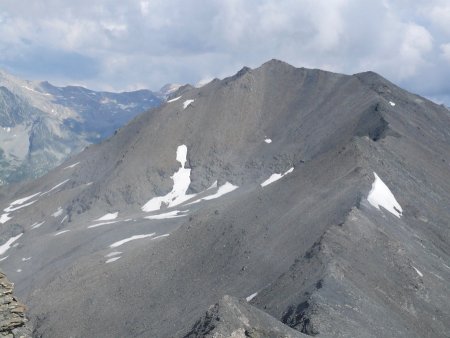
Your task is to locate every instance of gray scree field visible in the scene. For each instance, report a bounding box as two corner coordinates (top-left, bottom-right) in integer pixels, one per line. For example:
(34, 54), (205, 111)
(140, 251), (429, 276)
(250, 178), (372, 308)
(0, 60), (449, 337)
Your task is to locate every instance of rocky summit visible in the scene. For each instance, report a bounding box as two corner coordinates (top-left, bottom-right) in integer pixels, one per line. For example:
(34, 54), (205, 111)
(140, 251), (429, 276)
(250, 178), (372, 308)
(0, 60), (449, 337)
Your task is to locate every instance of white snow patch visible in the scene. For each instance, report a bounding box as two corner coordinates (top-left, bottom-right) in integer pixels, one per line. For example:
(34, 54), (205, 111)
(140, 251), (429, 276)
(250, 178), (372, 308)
(195, 77), (213, 88)
(167, 96), (182, 103)
(367, 172), (403, 218)
(246, 292), (258, 302)
(52, 207), (64, 218)
(0, 233), (23, 255)
(86, 182), (93, 186)
(16, 269), (22, 273)
(4, 200), (38, 213)
(31, 221), (45, 229)
(0, 213), (12, 224)
(413, 266), (424, 277)
(21, 257), (31, 261)
(261, 167), (294, 187)
(9, 192), (41, 206)
(110, 233), (155, 248)
(202, 182), (238, 200)
(96, 212), (118, 221)
(0, 256), (8, 262)
(207, 181), (218, 190)
(389, 101), (396, 106)
(41, 179), (70, 196)
(264, 138), (272, 144)
(152, 234), (170, 240)
(142, 145), (196, 212)
(87, 220), (120, 229)
(183, 99), (194, 109)
(21, 85), (40, 93)
(105, 251), (122, 258)
(145, 210), (188, 220)
(54, 230), (70, 236)
(106, 257), (121, 263)
(186, 182), (239, 205)
(6, 127), (10, 133)
(60, 215), (68, 224)
(63, 161), (80, 170)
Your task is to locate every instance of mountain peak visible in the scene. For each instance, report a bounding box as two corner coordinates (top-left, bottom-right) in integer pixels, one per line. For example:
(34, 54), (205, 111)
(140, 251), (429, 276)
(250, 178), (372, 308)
(1, 60), (450, 338)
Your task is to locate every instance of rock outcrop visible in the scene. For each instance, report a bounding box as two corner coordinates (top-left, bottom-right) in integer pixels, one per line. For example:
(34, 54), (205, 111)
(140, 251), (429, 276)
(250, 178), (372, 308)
(0, 271), (30, 338)
(183, 295), (308, 338)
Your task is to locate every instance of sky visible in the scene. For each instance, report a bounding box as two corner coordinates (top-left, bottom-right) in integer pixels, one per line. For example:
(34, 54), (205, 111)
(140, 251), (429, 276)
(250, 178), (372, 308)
(0, 0), (450, 104)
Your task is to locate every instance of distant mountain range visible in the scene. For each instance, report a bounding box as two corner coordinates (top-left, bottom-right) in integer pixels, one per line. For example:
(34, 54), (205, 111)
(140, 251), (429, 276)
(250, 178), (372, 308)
(0, 69), (164, 185)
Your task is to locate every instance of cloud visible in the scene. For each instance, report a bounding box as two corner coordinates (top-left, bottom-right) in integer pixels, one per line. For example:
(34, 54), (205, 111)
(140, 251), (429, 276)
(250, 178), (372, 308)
(0, 0), (449, 104)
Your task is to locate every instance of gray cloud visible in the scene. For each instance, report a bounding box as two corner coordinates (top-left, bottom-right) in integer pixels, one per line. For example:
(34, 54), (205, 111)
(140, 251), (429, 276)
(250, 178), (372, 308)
(0, 0), (449, 104)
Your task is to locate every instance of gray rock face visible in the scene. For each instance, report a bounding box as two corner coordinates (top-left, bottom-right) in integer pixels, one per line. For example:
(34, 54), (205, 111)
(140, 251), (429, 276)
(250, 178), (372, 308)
(0, 60), (449, 337)
(0, 70), (162, 185)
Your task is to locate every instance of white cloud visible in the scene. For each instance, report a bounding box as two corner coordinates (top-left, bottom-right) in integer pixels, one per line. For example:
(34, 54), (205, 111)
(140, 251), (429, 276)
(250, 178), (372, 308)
(441, 43), (450, 62)
(426, 4), (450, 36)
(398, 23), (433, 78)
(140, 1), (150, 16)
(0, 0), (448, 104)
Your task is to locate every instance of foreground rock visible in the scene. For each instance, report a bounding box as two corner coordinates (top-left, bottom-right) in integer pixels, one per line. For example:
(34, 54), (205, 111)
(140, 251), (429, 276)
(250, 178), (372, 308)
(183, 295), (308, 338)
(0, 271), (30, 337)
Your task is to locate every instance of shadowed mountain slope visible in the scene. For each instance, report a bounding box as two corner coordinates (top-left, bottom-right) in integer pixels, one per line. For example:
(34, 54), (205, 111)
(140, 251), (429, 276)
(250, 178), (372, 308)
(0, 60), (449, 337)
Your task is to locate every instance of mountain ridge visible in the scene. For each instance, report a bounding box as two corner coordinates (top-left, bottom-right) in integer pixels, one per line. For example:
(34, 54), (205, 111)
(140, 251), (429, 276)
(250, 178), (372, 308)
(0, 60), (449, 337)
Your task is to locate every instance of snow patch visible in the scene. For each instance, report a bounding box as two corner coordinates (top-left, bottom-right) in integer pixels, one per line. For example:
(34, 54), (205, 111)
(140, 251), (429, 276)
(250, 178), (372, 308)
(110, 233), (155, 248)
(54, 230), (70, 236)
(0, 213), (12, 224)
(142, 145), (196, 212)
(105, 251), (122, 258)
(145, 210), (188, 220)
(60, 215), (68, 224)
(207, 181), (218, 190)
(0, 256), (8, 262)
(152, 234), (170, 240)
(96, 212), (119, 221)
(4, 200), (38, 213)
(264, 138), (272, 144)
(31, 221), (45, 229)
(41, 179), (70, 196)
(183, 99), (194, 109)
(16, 269), (22, 273)
(367, 172), (403, 218)
(21, 257), (31, 261)
(389, 101), (396, 106)
(88, 220), (120, 229)
(202, 182), (238, 200)
(9, 192), (41, 206)
(413, 266), (423, 277)
(261, 167), (294, 187)
(63, 161), (80, 169)
(187, 182), (239, 205)
(167, 96), (182, 103)
(106, 257), (121, 263)
(246, 292), (258, 302)
(0, 233), (23, 255)
(52, 207), (63, 218)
